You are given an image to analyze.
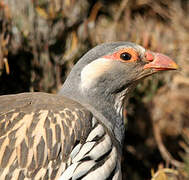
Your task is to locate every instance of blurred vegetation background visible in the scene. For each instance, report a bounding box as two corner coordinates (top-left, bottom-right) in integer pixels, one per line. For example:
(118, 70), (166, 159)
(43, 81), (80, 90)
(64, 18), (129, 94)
(0, 0), (189, 179)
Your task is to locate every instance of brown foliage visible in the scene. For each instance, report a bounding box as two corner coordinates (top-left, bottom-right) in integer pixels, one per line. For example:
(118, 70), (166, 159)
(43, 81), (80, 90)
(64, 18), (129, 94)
(0, 0), (189, 179)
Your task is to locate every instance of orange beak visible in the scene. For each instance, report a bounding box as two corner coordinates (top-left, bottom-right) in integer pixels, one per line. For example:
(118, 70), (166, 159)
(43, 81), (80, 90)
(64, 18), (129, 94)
(143, 51), (178, 71)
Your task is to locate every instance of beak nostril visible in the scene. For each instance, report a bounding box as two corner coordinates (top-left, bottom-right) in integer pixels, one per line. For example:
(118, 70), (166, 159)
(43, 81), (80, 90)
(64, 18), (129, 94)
(145, 51), (154, 62)
(143, 52), (178, 70)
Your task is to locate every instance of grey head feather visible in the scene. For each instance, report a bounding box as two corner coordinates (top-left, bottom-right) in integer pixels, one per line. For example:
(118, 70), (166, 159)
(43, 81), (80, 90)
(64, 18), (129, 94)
(59, 41), (144, 98)
(59, 42), (145, 145)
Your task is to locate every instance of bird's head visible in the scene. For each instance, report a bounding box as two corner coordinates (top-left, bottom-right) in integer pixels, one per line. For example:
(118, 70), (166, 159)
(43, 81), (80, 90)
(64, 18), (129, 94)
(61, 42), (178, 104)
(60, 42), (178, 142)
(79, 43), (178, 93)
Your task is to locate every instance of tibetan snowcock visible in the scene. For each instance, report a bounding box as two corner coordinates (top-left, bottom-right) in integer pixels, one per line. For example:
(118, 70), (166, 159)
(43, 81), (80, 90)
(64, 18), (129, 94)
(0, 42), (178, 180)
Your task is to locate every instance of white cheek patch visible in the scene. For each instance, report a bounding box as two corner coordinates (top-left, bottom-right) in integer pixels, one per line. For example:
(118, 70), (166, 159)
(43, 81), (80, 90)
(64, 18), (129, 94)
(80, 58), (112, 90)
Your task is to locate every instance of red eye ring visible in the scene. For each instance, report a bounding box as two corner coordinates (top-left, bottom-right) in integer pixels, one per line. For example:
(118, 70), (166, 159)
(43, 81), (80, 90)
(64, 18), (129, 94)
(103, 48), (138, 62)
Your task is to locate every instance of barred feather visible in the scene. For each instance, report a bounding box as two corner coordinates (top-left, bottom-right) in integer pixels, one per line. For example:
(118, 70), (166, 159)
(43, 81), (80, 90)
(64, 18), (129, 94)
(0, 92), (121, 180)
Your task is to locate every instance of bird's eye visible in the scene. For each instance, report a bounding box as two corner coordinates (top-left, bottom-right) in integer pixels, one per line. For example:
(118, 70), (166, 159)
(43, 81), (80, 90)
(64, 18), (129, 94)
(120, 52), (132, 61)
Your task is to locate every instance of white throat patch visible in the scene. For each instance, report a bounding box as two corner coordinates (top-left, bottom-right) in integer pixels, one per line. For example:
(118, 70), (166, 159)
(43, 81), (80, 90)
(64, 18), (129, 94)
(80, 58), (112, 90)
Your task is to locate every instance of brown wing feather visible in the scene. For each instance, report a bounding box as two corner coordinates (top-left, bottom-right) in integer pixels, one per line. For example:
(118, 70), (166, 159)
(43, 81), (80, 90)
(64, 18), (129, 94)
(0, 92), (92, 179)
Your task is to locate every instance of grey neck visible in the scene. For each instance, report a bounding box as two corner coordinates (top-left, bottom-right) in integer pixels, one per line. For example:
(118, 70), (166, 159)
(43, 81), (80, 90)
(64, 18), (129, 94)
(59, 81), (133, 145)
(83, 88), (126, 145)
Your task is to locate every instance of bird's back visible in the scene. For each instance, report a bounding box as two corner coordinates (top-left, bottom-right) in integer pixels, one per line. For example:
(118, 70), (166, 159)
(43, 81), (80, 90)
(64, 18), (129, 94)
(0, 92), (121, 179)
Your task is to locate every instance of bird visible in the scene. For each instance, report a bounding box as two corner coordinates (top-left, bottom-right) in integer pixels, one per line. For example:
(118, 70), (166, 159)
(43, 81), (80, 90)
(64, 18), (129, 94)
(0, 42), (178, 180)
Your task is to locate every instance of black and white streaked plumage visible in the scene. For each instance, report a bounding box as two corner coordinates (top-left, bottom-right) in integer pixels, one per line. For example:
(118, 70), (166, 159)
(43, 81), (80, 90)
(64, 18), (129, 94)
(0, 42), (178, 180)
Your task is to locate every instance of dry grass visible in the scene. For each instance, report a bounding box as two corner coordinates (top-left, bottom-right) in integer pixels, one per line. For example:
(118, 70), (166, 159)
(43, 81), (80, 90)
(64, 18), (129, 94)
(0, 0), (189, 179)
